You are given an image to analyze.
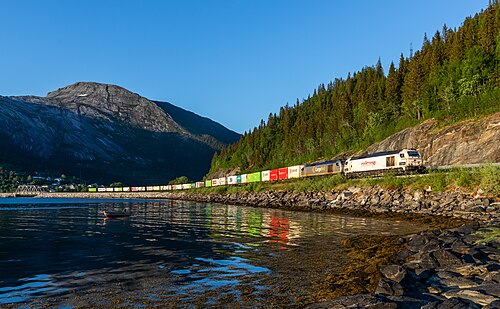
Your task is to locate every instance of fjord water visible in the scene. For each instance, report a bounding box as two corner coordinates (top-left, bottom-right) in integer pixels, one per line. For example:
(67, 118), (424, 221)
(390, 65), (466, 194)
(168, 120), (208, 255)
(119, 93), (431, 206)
(0, 198), (426, 307)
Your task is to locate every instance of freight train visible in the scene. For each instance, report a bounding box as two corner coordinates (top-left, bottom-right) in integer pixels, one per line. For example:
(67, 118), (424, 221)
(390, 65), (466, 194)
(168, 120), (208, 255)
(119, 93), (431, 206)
(88, 148), (425, 192)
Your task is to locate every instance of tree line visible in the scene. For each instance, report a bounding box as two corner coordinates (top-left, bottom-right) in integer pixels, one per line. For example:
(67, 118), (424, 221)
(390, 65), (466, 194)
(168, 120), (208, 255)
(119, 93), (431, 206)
(208, 3), (500, 177)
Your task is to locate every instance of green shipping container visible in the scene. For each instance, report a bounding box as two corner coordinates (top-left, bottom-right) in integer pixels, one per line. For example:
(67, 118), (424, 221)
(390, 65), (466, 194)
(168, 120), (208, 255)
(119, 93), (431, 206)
(88, 187), (97, 192)
(247, 172), (261, 183)
(205, 180), (212, 187)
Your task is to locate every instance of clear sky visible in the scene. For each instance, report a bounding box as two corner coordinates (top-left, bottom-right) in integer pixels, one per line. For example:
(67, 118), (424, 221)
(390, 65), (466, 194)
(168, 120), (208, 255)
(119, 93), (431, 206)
(0, 0), (490, 133)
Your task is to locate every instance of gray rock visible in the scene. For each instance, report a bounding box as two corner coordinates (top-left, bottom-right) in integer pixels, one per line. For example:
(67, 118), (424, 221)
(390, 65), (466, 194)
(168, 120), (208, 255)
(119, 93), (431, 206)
(450, 239), (470, 254)
(380, 265), (407, 283)
(483, 271), (500, 283)
(472, 284), (500, 298)
(453, 264), (489, 277)
(423, 239), (442, 251)
(484, 300), (500, 309)
(421, 298), (481, 309)
(432, 250), (464, 268)
(375, 278), (405, 296)
(436, 271), (461, 279)
(415, 268), (436, 281)
(305, 294), (397, 309)
(428, 286), (443, 294)
(442, 289), (499, 306)
(385, 295), (432, 308)
(440, 277), (480, 288)
(407, 234), (433, 252)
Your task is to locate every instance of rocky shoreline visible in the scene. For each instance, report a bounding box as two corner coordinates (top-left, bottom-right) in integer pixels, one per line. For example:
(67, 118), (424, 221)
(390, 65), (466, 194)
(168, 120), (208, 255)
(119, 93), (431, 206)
(14, 185), (498, 221)
(309, 220), (500, 308)
(2, 187), (499, 307)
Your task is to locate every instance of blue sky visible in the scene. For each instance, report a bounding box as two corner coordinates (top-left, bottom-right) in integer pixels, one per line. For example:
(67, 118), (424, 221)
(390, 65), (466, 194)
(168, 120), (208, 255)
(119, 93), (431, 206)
(0, 1), (490, 133)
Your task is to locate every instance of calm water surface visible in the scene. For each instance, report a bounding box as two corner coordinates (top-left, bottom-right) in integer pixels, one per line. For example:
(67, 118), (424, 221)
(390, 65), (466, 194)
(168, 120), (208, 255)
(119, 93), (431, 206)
(0, 198), (426, 307)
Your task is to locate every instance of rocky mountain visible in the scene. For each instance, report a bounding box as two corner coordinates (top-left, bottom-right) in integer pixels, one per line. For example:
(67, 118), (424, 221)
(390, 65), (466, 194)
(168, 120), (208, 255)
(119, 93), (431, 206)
(0, 82), (240, 185)
(363, 112), (500, 166)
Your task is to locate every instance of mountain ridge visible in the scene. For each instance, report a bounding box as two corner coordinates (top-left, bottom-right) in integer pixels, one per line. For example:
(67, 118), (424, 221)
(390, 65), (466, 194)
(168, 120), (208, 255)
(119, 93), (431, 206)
(0, 82), (240, 184)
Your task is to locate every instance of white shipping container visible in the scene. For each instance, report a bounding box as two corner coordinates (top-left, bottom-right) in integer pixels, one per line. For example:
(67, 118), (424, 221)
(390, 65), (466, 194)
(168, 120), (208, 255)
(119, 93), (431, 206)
(153, 186), (160, 191)
(146, 186), (155, 191)
(227, 176), (238, 185)
(196, 182), (205, 188)
(288, 165), (303, 179)
(218, 177), (227, 186)
(261, 170), (270, 182)
(212, 179), (220, 186)
(123, 187), (130, 192)
(182, 183), (191, 190)
(105, 187), (113, 192)
(98, 187), (106, 192)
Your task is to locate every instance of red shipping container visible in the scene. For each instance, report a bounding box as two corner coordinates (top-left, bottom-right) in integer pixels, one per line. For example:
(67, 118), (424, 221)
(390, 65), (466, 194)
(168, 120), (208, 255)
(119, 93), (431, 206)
(278, 167), (288, 180)
(270, 169), (279, 181)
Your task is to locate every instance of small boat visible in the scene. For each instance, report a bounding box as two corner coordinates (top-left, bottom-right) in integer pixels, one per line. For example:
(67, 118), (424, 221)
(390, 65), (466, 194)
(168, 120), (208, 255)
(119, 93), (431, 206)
(103, 208), (131, 218)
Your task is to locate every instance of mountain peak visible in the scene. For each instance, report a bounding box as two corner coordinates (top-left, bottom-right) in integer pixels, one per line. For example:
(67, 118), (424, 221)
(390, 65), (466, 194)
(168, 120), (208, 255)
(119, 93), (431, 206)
(47, 82), (137, 101)
(45, 82), (184, 133)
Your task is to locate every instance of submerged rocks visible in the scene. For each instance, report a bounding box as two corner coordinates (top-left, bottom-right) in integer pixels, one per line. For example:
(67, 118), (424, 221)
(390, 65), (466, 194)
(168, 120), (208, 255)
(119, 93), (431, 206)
(371, 221), (500, 308)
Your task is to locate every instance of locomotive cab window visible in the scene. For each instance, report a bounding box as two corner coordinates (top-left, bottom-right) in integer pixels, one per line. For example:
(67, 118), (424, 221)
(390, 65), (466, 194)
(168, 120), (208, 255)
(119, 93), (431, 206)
(407, 151), (420, 157)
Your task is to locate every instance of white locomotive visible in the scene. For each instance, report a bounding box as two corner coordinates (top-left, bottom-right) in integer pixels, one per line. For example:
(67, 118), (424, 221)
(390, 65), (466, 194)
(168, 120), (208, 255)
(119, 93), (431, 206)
(344, 148), (424, 177)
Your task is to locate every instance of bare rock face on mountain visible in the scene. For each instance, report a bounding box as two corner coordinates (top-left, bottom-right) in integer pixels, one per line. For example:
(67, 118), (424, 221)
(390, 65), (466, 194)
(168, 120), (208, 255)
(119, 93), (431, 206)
(0, 82), (240, 184)
(43, 82), (186, 133)
(365, 112), (500, 166)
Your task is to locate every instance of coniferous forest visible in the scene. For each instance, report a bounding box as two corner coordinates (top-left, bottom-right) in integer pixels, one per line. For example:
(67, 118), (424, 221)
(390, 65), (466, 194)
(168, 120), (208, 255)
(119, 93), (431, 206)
(208, 3), (500, 176)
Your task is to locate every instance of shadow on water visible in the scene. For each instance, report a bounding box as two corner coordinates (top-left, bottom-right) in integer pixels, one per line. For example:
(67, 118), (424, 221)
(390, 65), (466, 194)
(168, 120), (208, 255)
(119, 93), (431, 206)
(0, 198), (429, 307)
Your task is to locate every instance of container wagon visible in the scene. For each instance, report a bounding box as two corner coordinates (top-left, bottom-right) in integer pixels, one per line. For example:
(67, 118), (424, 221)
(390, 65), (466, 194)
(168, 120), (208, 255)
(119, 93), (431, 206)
(270, 169), (279, 181)
(227, 176), (238, 185)
(247, 172), (261, 183)
(288, 165), (303, 179)
(278, 167), (288, 180)
(196, 182), (205, 188)
(301, 160), (343, 177)
(262, 170), (270, 182)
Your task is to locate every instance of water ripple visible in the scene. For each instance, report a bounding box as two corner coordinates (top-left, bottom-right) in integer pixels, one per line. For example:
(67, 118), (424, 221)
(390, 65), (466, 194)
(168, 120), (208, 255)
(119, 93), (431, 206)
(0, 198), (427, 307)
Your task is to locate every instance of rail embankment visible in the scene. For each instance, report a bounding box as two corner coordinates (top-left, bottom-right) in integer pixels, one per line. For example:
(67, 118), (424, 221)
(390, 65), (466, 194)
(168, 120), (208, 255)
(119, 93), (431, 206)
(25, 185), (500, 222)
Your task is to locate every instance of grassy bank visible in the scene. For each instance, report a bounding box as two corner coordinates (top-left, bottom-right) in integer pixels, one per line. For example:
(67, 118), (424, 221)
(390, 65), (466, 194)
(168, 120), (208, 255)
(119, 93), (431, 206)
(196, 165), (500, 197)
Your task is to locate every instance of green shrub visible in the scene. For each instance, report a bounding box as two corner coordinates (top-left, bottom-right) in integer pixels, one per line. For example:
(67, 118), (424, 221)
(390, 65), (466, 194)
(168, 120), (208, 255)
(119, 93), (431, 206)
(479, 164), (500, 195)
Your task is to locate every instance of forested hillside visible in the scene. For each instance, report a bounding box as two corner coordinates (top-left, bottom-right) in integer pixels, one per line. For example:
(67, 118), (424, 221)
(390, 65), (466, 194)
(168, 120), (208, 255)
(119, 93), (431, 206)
(208, 3), (500, 176)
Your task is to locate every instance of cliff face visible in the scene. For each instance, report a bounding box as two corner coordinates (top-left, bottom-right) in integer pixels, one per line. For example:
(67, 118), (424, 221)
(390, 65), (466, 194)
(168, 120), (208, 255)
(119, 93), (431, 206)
(0, 82), (240, 184)
(364, 112), (500, 166)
